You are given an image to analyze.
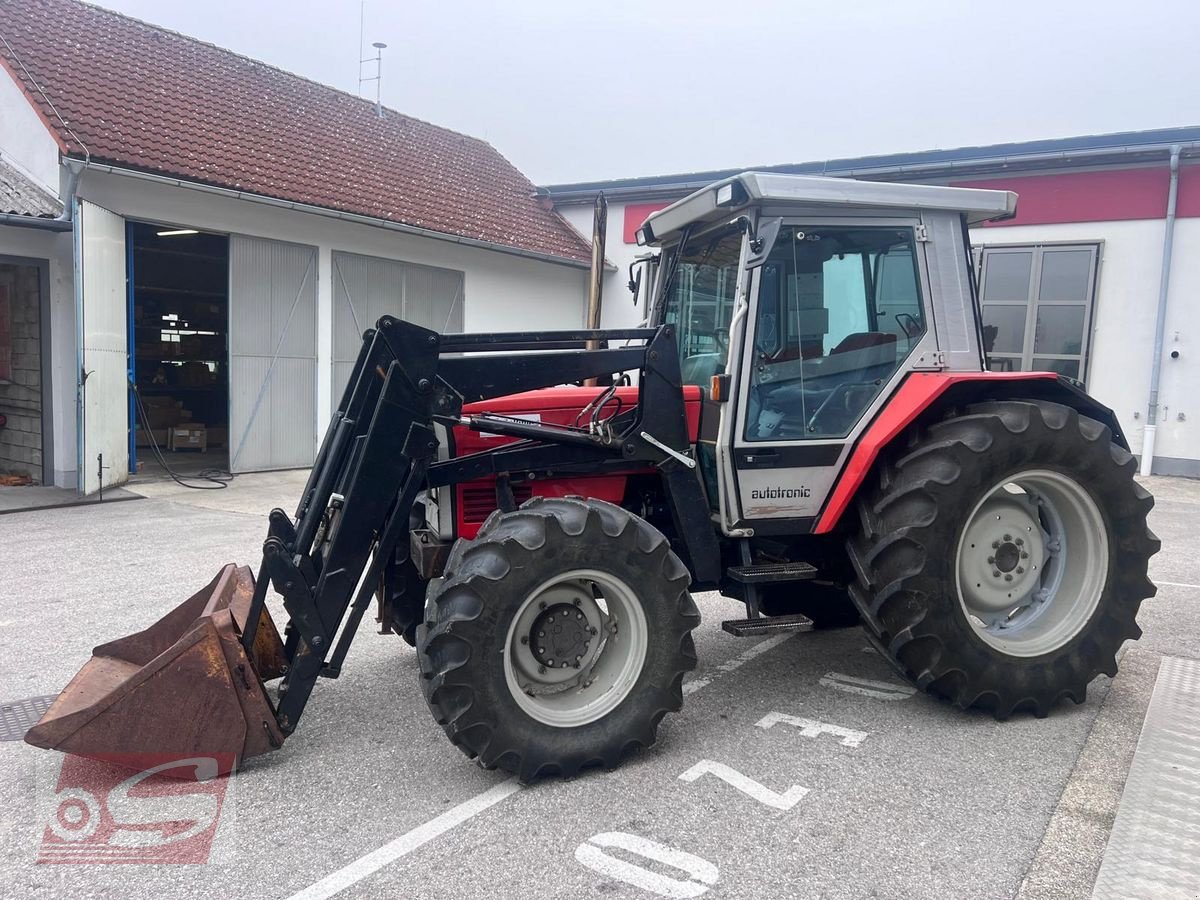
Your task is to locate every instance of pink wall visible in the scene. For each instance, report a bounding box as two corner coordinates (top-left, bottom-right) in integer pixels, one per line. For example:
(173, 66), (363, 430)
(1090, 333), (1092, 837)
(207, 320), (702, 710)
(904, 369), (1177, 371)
(622, 201), (670, 243)
(956, 164), (1200, 226)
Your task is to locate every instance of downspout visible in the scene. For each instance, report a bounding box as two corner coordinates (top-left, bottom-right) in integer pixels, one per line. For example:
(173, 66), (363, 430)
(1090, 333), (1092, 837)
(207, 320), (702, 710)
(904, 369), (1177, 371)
(0, 159), (84, 232)
(1140, 144), (1182, 476)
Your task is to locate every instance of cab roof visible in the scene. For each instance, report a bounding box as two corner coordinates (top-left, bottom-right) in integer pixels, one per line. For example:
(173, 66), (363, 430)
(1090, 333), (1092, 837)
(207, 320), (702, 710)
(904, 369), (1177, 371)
(640, 172), (1018, 245)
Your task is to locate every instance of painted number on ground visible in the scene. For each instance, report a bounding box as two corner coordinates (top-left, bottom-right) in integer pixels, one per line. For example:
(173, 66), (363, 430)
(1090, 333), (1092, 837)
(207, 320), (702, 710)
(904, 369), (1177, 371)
(678, 760), (809, 811)
(755, 712), (869, 748)
(575, 831), (719, 899)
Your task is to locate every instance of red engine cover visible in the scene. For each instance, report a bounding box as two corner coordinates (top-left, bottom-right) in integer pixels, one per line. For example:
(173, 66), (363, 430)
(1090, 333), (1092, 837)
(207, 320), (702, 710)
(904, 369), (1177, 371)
(451, 385), (702, 539)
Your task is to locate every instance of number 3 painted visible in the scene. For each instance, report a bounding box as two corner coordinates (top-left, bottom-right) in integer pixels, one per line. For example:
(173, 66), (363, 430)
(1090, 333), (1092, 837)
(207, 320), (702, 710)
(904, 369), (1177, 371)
(678, 760), (809, 811)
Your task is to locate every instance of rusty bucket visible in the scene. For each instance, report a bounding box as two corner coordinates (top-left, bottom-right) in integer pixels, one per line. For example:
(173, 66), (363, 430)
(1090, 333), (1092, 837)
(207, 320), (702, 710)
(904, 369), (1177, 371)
(25, 564), (288, 775)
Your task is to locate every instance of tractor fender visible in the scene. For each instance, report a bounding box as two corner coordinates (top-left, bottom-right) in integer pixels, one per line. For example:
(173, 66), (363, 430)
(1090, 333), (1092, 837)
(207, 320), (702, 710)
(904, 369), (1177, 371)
(813, 371), (1127, 534)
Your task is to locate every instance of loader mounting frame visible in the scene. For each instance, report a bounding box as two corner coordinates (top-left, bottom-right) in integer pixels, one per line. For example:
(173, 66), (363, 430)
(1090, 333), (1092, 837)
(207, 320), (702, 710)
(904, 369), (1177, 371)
(241, 316), (719, 739)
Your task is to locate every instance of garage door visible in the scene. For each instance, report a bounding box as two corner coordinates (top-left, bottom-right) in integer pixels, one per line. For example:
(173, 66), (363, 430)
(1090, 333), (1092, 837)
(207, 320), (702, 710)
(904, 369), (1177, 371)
(75, 199), (129, 494)
(229, 236), (317, 473)
(332, 251), (463, 393)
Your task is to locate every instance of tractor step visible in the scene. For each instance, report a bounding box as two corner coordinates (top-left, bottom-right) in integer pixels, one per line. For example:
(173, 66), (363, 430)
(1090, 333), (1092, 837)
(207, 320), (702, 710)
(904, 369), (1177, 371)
(721, 613), (815, 637)
(728, 562), (818, 584)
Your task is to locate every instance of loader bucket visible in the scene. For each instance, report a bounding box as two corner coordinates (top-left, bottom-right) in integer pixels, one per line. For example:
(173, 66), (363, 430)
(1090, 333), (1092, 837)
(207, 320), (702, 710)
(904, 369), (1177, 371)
(25, 564), (288, 776)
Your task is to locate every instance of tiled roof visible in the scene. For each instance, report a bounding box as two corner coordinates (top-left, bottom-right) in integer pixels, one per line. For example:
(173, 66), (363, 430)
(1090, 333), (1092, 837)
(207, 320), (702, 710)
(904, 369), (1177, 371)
(0, 157), (61, 217)
(0, 0), (589, 263)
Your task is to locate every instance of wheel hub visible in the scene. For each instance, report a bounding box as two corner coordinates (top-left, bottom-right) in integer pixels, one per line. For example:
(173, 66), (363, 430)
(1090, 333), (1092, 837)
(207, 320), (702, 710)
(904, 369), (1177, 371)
(959, 495), (1046, 616)
(955, 469), (1109, 657)
(530, 603), (593, 670)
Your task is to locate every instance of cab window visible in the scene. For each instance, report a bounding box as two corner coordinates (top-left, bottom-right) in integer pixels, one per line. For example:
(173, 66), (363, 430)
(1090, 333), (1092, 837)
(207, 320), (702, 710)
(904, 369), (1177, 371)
(746, 226), (925, 441)
(662, 227), (744, 393)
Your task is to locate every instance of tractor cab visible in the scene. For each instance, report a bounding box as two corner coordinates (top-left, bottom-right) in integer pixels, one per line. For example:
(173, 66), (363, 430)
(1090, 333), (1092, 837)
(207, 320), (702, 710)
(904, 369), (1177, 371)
(636, 173), (1016, 532)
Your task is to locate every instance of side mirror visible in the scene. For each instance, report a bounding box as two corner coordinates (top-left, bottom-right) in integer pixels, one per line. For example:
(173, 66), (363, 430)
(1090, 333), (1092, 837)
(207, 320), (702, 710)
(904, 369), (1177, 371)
(745, 217), (782, 268)
(627, 262), (642, 305)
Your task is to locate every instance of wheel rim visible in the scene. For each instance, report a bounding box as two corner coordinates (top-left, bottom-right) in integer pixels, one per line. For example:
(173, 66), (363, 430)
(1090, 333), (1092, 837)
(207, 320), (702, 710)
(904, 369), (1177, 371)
(503, 568), (649, 728)
(954, 469), (1109, 658)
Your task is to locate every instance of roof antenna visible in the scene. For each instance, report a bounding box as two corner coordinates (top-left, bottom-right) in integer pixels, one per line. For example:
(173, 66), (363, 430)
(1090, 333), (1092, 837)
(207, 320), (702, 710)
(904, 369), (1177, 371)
(357, 2), (387, 118)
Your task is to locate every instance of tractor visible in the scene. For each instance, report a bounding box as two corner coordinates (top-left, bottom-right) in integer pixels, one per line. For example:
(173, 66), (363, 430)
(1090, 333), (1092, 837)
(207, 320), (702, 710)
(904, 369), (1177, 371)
(27, 173), (1158, 782)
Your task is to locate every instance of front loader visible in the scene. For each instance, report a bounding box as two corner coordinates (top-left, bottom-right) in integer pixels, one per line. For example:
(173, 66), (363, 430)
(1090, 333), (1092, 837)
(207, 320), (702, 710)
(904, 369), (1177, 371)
(28, 173), (1159, 781)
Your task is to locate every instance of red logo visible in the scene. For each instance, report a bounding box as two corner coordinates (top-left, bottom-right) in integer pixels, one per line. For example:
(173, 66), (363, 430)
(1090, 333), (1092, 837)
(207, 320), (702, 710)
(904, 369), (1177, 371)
(37, 754), (235, 864)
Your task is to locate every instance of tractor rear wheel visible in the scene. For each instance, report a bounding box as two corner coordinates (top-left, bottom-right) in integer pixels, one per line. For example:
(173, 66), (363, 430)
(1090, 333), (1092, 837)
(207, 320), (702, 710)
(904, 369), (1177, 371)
(848, 399), (1158, 718)
(417, 497), (699, 781)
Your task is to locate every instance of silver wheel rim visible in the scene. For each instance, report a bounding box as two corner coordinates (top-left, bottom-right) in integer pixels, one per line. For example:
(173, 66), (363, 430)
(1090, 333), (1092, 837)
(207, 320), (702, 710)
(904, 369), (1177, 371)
(503, 568), (648, 728)
(955, 469), (1109, 658)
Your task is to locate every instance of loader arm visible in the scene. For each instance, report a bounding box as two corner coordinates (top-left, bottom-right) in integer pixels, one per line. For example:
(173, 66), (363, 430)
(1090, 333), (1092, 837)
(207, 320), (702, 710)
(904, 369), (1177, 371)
(30, 316), (717, 772)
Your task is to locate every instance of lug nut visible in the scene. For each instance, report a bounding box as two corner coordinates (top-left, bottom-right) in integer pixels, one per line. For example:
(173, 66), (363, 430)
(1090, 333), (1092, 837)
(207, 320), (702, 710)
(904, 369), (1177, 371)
(1016, 538), (1024, 546)
(538, 646), (546, 654)
(1017, 567), (1025, 574)
(1020, 551), (1029, 559)
(538, 631), (545, 638)
(1003, 534), (1012, 541)
(520, 636), (529, 645)
(1004, 574), (1013, 582)
(992, 540), (1000, 549)
(987, 556), (995, 565)
(577, 612), (583, 620)
(993, 570), (1001, 578)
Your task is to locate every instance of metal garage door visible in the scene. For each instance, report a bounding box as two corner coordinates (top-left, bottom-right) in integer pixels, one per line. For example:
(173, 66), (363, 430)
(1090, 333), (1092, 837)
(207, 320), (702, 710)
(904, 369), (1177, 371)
(75, 199), (129, 494)
(229, 236), (317, 473)
(332, 251), (463, 393)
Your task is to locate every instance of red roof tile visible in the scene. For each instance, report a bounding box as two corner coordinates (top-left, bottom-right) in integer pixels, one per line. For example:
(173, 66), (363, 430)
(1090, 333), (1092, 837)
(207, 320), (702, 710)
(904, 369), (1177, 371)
(0, 0), (590, 263)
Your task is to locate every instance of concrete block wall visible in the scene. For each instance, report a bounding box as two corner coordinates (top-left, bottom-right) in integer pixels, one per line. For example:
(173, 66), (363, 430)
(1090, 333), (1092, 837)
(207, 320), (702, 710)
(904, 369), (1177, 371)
(0, 263), (43, 481)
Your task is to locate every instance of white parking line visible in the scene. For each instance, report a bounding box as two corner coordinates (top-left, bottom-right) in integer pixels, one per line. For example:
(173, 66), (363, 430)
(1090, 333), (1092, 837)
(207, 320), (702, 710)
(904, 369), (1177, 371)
(1156, 580), (1200, 590)
(819, 671), (916, 701)
(286, 632), (795, 899)
(683, 632), (796, 695)
(285, 778), (522, 900)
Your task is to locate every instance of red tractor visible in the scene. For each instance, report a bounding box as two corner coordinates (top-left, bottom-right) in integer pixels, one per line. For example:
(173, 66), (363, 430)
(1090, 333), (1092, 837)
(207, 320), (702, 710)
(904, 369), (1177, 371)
(28, 173), (1158, 782)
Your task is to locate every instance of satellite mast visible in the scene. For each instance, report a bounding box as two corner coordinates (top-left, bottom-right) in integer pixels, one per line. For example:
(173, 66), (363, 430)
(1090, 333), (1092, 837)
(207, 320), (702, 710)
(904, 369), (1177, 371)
(357, 3), (387, 118)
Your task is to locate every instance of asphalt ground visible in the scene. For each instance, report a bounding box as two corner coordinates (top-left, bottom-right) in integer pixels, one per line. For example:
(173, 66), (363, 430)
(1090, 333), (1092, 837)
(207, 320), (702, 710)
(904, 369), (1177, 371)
(0, 472), (1197, 899)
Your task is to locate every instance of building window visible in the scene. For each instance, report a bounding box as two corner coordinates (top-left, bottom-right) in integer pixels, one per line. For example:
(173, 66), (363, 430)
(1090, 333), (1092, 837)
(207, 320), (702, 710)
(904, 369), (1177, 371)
(975, 244), (1098, 383)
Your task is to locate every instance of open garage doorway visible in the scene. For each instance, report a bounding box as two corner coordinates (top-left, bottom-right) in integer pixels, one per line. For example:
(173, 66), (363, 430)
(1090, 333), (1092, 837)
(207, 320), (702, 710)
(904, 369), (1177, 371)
(128, 223), (231, 481)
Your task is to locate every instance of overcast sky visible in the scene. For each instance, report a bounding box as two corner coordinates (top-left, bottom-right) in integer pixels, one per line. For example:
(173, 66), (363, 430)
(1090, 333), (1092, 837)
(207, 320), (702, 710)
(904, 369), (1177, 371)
(96, 0), (1199, 185)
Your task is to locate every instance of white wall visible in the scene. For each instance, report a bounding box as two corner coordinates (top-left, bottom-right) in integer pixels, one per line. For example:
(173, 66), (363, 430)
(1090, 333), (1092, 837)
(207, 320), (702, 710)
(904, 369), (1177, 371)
(0, 70), (61, 192)
(968, 218), (1198, 469)
(559, 202), (650, 330)
(29, 167), (587, 486)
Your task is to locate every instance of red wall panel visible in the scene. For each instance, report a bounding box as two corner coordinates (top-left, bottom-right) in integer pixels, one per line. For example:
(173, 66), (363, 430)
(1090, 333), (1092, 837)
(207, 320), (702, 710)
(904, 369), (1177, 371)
(952, 166), (1200, 227)
(622, 201), (671, 243)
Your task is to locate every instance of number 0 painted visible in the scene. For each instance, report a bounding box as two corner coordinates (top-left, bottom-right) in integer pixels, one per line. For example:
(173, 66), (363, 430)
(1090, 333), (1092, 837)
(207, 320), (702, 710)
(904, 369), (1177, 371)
(575, 831), (719, 899)
(678, 760), (809, 811)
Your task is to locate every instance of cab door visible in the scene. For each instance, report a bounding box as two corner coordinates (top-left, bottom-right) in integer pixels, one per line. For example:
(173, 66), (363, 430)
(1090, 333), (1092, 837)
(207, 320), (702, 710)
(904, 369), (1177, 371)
(723, 219), (936, 532)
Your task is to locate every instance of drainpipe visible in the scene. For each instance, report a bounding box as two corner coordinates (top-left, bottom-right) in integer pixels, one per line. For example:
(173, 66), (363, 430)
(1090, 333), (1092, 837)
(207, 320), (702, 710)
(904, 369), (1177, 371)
(1140, 144), (1182, 477)
(0, 159), (84, 232)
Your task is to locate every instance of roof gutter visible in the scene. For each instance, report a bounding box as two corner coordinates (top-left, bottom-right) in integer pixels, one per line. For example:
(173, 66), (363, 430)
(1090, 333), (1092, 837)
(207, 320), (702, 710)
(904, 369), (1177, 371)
(0, 158), (83, 232)
(82, 160), (591, 269)
(544, 140), (1200, 203)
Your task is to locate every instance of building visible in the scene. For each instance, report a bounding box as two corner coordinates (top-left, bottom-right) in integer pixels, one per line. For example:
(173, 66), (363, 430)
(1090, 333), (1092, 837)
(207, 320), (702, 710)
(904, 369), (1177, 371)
(0, 0), (591, 492)
(544, 127), (1200, 477)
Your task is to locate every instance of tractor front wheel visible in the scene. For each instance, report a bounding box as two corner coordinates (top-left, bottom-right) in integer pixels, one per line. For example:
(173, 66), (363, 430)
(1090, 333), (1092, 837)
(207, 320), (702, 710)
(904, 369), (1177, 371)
(848, 400), (1158, 718)
(417, 497), (699, 781)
